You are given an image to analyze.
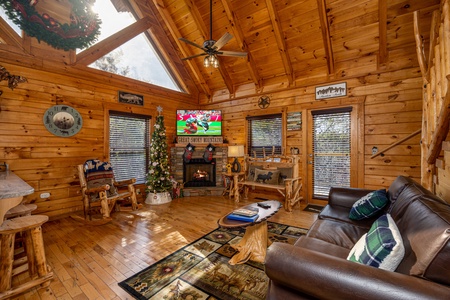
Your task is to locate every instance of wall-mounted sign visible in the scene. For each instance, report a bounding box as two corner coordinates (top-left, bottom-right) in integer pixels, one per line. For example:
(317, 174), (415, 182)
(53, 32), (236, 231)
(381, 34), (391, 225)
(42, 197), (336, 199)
(315, 82), (347, 100)
(287, 112), (302, 131)
(118, 91), (144, 106)
(177, 136), (223, 144)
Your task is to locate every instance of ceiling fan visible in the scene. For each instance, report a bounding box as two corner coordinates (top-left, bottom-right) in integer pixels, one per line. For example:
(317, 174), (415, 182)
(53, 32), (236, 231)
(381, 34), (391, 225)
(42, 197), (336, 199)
(179, 0), (247, 68)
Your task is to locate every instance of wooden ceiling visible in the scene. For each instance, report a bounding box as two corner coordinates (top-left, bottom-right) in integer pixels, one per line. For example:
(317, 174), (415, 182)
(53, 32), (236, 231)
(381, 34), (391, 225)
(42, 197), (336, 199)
(127, 0), (440, 102)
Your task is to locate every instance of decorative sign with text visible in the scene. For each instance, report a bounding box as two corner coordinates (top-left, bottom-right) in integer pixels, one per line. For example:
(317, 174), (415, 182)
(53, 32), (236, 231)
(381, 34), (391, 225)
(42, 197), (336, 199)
(177, 136), (223, 144)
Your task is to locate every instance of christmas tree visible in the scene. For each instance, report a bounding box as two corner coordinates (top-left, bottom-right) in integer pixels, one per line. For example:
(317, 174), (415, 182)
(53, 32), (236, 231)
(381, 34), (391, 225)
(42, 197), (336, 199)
(146, 106), (173, 194)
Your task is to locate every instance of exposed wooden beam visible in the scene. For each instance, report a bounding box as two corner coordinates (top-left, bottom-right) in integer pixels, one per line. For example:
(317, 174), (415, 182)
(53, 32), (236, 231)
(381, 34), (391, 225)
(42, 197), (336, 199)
(0, 17), (25, 51)
(75, 16), (153, 66)
(378, 0), (388, 67)
(426, 10), (441, 82)
(221, 0), (261, 91)
(265, 0), (294, 86)
(183, 0), (235, 95)
(316, 0), (334, 75)
(413, 10), (428, 79)
(151, 0), (212, 98)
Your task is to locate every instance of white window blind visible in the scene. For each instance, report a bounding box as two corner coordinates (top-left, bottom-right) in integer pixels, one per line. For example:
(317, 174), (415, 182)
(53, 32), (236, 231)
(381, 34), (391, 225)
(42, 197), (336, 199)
(312, 108), (351, 198)
(247, 114), (282, 157)
(109, 112), (150, 184)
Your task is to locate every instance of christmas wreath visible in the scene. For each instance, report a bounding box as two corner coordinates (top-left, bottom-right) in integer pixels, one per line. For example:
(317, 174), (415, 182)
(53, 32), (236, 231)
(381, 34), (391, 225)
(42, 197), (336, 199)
(0, 0), (101, 51)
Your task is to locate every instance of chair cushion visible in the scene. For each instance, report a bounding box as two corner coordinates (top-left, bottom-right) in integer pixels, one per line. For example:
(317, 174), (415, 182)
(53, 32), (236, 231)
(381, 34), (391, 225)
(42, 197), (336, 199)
(254, 168), (280, 184)
(349, 189), (389, 220)
(84, 159), (118, 201)
(347, 214), (405, 271)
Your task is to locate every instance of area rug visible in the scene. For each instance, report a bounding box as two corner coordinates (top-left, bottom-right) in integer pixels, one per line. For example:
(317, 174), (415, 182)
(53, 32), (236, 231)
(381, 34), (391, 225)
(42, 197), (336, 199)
(118, 221), (308, 299)
(303, 204), (325, 213)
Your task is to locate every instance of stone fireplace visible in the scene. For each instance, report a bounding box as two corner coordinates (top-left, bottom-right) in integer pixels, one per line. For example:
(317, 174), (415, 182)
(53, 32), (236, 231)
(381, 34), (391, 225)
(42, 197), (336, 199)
(170, 145), (227, 196)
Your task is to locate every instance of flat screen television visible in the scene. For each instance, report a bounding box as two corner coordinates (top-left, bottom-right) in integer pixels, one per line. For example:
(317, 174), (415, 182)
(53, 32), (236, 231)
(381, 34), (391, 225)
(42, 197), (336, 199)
(176, 110), (222, 136)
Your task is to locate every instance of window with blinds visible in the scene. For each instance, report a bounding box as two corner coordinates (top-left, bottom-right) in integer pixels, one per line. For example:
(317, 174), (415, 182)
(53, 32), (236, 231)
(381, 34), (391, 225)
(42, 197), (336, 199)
(312, 108), (352, 198)
(246, 114), (282, 157)
(109, 112), (151, 184)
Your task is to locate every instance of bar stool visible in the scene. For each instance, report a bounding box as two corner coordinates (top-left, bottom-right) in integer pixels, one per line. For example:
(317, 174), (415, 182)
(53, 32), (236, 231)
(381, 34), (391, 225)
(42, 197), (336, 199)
(4, 204), (37, 220)
(0, 215), (53, 299)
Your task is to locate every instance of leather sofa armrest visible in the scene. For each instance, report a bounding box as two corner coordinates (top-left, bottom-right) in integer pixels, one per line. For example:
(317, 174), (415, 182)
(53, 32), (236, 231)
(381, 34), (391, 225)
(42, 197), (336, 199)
(328, 187), (375, 208)
(265, 243), (450, 300)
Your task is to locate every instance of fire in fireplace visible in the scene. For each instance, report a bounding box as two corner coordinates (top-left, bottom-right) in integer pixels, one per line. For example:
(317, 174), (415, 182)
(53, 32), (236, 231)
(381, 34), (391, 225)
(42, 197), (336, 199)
(184, 158), (216, 187)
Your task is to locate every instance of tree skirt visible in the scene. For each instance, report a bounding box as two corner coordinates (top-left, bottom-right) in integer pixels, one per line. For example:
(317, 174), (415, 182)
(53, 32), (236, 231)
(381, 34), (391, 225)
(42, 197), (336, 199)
(145, 192), (172, 205)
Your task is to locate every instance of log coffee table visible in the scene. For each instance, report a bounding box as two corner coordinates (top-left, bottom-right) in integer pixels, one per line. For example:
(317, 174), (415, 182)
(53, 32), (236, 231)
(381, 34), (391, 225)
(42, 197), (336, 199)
(218, 200), (281, 265)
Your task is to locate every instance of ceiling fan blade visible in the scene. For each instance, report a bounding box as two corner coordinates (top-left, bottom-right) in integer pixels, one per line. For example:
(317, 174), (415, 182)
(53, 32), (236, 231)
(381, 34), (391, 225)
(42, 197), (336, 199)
(181, 53), (208, 60)
(179, 38), (205, 50)
(213, 32), (233, 50)
(217, 50), (248, 57)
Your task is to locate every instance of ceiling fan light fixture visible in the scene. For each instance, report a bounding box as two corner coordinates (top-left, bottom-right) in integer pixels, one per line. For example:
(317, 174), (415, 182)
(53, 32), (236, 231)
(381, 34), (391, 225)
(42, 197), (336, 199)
(212, 56), (219, 68)
(204, 56), (211, 67)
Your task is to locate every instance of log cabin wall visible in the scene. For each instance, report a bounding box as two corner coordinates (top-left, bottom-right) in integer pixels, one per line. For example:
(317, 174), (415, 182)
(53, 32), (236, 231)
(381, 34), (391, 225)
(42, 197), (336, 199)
(0, 59), (195, 219)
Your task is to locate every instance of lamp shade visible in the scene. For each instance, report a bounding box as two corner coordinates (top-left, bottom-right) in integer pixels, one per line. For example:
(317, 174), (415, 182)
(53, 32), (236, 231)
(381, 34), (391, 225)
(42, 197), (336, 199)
(228, 145), (245, 157)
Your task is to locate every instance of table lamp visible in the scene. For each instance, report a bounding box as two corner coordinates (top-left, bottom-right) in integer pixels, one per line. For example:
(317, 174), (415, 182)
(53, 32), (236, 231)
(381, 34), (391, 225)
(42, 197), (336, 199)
(228, 145), (245, 173)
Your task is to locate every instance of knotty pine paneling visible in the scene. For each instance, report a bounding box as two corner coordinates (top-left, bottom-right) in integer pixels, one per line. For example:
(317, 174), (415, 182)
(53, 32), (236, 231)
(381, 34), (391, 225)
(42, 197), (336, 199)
(206, 67), (424, 194)
(0, 61), (193, 219)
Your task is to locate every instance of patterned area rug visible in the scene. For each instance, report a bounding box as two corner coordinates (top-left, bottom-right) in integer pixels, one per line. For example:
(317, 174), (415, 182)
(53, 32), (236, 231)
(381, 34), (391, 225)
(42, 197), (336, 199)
(119, 221), (308, 299)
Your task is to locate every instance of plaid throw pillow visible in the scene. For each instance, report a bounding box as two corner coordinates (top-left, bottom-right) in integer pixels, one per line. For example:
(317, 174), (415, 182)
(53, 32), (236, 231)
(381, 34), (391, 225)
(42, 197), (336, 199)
(347, 214), (405, 271)
(349, 189), (388, 220)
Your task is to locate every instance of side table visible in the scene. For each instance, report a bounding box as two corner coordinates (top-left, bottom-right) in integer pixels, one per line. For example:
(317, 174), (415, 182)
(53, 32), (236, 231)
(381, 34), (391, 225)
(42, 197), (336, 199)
(222, 172), (245, 202)
(218, 200), (281, 265)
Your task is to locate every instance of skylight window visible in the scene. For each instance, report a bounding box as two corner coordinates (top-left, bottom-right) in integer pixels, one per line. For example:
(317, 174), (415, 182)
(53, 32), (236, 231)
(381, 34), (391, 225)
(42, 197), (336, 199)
(88, 0), (181, 92)
(0, 7), (21, 37)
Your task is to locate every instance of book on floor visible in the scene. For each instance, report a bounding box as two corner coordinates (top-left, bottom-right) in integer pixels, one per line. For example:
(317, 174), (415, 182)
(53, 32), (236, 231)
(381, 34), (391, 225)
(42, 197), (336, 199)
(232, 207), (259, 217)
(227, 213), (259, 222)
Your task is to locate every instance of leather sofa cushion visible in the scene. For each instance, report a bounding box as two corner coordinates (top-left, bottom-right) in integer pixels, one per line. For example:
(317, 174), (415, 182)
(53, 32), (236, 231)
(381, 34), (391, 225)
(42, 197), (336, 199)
(393, 198), (450, 285)
(319, 205), (375, 229)
(294, 235), (349, 258)
(306, 218), (368, 249)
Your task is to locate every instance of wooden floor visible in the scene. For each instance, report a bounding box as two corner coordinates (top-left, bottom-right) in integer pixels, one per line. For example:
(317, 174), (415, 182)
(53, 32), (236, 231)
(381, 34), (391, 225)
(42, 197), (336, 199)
(9, 196), (318, 300)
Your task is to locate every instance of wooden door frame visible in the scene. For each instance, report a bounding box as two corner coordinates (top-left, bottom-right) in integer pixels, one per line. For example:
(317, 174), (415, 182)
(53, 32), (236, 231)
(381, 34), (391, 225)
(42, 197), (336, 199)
(301, 97), (365, 204)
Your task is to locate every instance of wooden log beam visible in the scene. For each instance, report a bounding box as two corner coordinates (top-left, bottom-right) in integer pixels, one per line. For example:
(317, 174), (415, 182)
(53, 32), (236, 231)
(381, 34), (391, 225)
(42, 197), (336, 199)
(317, 0), (334, 75)
(413, 10), (429, 80)
(427, 76), (450, 164)
(378, 0), (388, 67)
(426, 10), (441, 82)
(76, 16), (152, 66)
(0, 18), (24, 51)
(221, 0), (261, 91)
(150, 0), (212, 98)
(266, 0), (294, 86)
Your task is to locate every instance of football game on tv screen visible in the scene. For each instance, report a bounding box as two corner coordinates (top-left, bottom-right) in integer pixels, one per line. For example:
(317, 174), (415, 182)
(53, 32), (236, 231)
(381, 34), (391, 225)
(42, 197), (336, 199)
(176, 110), (222, 136)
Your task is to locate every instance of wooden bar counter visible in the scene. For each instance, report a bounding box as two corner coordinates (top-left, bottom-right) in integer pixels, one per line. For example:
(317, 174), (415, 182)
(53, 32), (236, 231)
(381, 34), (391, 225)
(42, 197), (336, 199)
(0, 170), (34, 224)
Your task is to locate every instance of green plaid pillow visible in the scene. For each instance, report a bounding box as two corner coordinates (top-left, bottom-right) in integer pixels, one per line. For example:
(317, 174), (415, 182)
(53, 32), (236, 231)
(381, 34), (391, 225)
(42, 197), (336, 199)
(347, 214), (405, 271)
(349, 189), (388, 220)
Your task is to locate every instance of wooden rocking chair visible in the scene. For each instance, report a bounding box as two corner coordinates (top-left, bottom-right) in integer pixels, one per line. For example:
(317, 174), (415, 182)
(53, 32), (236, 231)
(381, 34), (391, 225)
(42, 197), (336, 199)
(74, 159), (141, 224)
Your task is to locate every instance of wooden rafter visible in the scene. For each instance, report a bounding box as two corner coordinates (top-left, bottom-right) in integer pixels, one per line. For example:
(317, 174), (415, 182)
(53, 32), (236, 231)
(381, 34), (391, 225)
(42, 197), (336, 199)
(151, 0), (212, 98)
(265, 0), (294, 86)
(76, 16), (153, 66)
(316, 0), (334, 75)
(378, 0), (388, 67)
(221, 0), (261, 91)
(0, 17), (25, 51)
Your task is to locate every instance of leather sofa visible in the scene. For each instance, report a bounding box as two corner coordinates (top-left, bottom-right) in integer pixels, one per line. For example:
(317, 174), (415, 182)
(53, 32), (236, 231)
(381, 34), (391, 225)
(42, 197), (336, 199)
(265, 176), (450, 300)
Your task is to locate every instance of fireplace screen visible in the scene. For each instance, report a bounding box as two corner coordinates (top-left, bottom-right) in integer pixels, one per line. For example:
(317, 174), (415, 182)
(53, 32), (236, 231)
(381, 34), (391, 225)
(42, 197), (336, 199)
(184, 158), (216, 187)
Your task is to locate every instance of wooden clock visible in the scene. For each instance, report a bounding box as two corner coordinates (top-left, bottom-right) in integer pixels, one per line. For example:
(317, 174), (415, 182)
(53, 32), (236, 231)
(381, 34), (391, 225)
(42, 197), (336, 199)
(43, 105), (83, 137)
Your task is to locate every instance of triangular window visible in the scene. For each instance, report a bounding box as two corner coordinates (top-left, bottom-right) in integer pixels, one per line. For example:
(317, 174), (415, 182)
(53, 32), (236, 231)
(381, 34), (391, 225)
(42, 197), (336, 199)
(0, 7), (21, 37)
(88, 0), (182, 92)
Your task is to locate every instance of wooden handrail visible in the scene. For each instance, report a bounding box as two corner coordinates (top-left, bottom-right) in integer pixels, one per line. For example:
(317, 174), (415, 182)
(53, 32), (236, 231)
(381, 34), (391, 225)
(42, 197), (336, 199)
(370, 129), (422, 159)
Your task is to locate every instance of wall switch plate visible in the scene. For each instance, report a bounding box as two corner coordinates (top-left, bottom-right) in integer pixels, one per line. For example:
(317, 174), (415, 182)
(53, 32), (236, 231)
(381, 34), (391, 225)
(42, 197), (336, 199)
(40, 192), (50, 198)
